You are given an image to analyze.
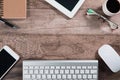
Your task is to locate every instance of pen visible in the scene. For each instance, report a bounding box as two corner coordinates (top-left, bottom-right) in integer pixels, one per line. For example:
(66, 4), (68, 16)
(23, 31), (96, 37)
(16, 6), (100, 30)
(0, 18), (19, 29)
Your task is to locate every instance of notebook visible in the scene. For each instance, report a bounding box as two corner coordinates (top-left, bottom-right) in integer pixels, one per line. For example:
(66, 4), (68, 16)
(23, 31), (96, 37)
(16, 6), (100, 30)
(0, 0), (26, 19)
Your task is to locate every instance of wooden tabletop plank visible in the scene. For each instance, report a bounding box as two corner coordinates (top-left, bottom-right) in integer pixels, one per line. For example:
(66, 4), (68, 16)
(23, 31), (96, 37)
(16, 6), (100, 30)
(0, 0), (120, 34)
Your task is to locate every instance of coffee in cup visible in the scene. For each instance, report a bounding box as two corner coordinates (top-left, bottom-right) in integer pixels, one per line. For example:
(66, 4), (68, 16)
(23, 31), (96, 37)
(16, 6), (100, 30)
(102, 0), (120, 16)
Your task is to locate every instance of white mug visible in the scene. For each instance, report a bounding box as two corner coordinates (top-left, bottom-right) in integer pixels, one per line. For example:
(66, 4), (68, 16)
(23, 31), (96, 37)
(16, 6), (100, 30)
(102, 0), (120, 16)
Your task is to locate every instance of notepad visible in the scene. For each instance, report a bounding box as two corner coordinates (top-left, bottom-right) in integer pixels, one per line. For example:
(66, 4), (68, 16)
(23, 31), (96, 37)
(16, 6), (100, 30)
(0, 0), (26, 19)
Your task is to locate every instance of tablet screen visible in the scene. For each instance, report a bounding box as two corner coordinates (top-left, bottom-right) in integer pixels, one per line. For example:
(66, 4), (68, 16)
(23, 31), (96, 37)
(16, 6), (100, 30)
(55, 0), (79, 11)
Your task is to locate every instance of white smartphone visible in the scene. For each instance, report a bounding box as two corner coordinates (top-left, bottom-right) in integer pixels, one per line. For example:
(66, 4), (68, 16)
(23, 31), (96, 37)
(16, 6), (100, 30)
(0, 45), (20, 79)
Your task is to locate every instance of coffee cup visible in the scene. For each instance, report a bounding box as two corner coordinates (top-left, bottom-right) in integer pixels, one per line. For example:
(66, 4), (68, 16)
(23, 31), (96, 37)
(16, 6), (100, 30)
(102, 0), (120, 16)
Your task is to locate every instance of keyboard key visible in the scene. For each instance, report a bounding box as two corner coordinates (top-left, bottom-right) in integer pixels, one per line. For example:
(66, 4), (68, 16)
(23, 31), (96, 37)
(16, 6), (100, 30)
(55, 70), (59, 74)
(29, 66), (34, 69)
(31, 75), (36, 79)
(34, 66), (39, 69)
(83, 74), (87, 79)
(93, 74), (97, 79)
(88, 66), (92, 69)
(45, 66), (49, 69)
(66, 66), (71, 69)
(34, 70), (39, 74)
(60, 70), (64, 74)
(39, 70), (44, 74)
(42, 74), (46, 79)
(91, 70), (97, 74)
(88, 75), (92, 79)
(67, 74), (72, 79)
(77, 66), (81, 69)
(82, 66), (87, 69)
(24, 70), (28, 74)
(40, 66), (44, 69)
(61, 66), (65, 69)
(47, 74), (51, 79)
(93, 66), (97, 69)
(24, 75), (30, 79)
(72, 66), (76, 69)
(52, 75), (56, 79)
(50, 70), (54, 74)
(45, 70), (49, 74)
(57, 74), (62, 79)
(37, 75), (41, 79)
(29, 70), (33, 74)
(85, 70), (89, 74)
(73, 74), (77, 79)
(80, 70), (84, 74)
(75, 70), (79, 74)
(51, 66), (55, 69)
(65, 70), (69, 74)
(78, 75), (82, 79)
(62, 74), (67, 79)
(70, 70), (74, 74)
(24, 66), (29, 69)
(56, 66), (60, 69)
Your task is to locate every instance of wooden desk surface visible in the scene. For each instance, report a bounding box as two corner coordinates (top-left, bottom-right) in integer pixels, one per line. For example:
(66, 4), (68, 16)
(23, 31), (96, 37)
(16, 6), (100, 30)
(0, 34), (119, 80)
(0, 0), (120, 80)
(0, 0), (120, 34)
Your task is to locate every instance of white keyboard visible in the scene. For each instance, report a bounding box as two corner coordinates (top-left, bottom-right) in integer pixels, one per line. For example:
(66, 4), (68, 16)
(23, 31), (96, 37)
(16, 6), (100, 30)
(23, 60), (98, 80)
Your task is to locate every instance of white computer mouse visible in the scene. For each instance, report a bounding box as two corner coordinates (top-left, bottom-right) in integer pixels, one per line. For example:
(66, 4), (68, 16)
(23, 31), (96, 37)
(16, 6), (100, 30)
(98, 44), (120, 73)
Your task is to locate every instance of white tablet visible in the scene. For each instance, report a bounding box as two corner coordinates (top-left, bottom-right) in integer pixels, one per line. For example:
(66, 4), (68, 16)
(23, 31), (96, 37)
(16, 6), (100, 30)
(45, 0), (85, 18)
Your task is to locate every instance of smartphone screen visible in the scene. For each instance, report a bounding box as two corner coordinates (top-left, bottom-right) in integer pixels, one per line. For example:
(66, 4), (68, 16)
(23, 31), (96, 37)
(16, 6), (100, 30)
(0, 49), (16, 78)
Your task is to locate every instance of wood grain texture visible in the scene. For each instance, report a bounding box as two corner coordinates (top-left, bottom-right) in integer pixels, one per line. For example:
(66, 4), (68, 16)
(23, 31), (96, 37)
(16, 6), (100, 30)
(0, 0), (120, 34)
(0, 0), (120, 80)
(0, 33), (120, 80)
